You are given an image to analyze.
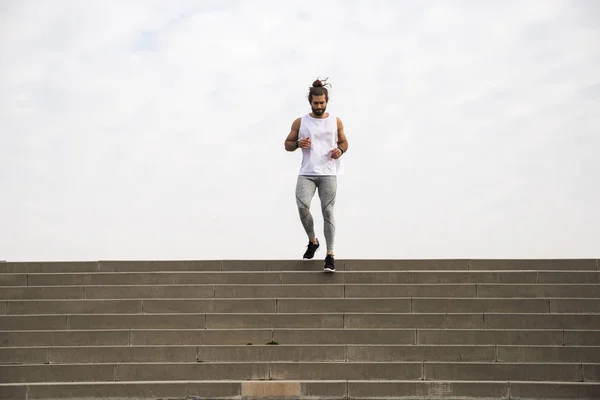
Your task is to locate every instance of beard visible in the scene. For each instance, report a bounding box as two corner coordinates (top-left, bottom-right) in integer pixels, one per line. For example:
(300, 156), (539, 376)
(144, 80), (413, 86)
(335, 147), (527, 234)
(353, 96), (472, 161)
(311, 107), (326, 116)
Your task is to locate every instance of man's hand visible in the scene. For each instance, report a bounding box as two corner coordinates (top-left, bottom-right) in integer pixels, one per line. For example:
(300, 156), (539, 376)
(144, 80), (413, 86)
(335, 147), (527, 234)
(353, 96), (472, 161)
(331, 148), (343, 159)
(298, 137), (312, 149)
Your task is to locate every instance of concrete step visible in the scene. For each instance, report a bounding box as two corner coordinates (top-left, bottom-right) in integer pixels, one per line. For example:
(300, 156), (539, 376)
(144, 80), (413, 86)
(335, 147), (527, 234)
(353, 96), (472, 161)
(0, 274), (27, 286)
(274, 328), (569, 346)
(346, 259), (598, 272)
(0, 284), (350, 299)
(3, 262), (101, 274)
(5, 328), (597, 347)
(0, 380), (346, 400)
(0, 344), (490, 364)
(416, 329), (594, 345)
(422, 362), (597, 382)
(3, 270), (599, 286)
(347, 345), (600, 363)
(564, 330), (600, 345)
(466, 259), (599, 271)
(496, 346), (600, 362)
(5, 299), (145, 315)
(346, 313), (600, 329)
(0, 313), (344, 330)
(0, 286), (86, 300)
(3, 261), (224, 273)
(0, 380), (342, 399)
(1, 362), (597, 383)
(2, 380), (599, 400)
(0, 329), (133, 347)
(347, 284), (600, 298)
(7, 297), (598, 315)
(413, 298), (598, 313)
(476, 284), (600, 298)
(5, 344), (599, 364)
(3, 283), (598, 300)
(0, 329), (275, 347)
(550, 299), (600, 313)
(349, 381), (600, 400)
(2, 312), (600, 331)
(4, 259), (598, 273)
(349, 380), (600, 400)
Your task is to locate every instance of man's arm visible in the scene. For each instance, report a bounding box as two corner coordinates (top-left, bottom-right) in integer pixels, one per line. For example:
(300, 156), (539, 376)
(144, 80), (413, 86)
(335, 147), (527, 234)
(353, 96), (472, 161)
(284, 118), (302, 152)
(331, 117), (348, 159)
(337, 117), (348, 153)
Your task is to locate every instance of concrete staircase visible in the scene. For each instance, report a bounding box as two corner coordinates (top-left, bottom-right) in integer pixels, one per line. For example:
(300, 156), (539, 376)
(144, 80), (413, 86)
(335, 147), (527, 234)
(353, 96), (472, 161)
(1, 259), (599, 399)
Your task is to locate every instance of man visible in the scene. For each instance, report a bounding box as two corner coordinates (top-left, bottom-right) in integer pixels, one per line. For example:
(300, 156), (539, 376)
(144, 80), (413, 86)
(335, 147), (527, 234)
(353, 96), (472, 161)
(284, 78), (348, 272)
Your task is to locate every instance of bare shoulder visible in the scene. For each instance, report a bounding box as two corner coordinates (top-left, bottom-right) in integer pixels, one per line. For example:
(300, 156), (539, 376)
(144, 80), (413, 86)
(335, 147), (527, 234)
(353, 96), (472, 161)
(336, 117), (347, 144)
(285, 117), (302, 143)
(292, 117), (302, 130)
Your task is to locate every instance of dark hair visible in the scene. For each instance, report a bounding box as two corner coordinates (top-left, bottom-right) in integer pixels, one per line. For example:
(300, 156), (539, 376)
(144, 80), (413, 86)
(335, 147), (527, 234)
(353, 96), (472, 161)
(308, 78), (331, 102)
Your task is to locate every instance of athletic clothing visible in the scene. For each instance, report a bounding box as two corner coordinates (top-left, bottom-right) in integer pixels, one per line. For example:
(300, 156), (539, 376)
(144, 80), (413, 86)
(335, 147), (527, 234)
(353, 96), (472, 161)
(298, 113), (341, 176)
(295, 175), (337, 252)
(295, 112), (340, 253)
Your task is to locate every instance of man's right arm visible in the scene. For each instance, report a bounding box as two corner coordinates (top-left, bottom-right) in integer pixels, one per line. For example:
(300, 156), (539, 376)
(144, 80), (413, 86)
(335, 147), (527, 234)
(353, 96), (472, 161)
(284, 118), (301, 151)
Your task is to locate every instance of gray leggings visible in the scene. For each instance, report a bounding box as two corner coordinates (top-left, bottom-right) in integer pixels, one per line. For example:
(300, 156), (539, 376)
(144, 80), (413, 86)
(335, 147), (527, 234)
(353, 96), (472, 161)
(295, 175), (337, 252)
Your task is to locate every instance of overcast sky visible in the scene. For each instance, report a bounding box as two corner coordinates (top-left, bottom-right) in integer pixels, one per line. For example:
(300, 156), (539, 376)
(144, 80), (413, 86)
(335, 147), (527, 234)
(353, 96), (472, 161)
(1, 0), (599, 262)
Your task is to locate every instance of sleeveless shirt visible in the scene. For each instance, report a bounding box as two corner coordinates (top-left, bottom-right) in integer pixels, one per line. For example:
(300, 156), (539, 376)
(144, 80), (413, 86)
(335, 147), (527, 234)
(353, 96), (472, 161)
(298, 113), (341, 176)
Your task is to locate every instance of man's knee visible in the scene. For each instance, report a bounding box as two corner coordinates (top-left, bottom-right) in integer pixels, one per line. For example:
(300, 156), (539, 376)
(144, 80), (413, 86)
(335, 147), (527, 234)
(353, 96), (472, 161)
(322, 205), (335, 219)
(296, 195), (311, 211)
(297, 201), (312, 218)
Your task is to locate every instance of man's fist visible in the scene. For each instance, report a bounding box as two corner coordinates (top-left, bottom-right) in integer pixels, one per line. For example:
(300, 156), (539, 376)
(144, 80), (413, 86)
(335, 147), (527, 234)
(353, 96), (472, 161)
(298, 137), (312, 149)
(331, 148), (343, 159)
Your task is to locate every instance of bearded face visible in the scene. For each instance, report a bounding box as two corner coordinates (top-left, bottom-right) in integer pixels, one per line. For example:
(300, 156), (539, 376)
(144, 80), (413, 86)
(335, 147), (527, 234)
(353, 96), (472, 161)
(310, 95), (327, 117)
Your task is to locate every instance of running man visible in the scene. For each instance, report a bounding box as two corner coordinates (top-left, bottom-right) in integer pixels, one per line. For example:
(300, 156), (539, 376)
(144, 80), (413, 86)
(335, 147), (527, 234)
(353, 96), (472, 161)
(284, 78), (348, 272)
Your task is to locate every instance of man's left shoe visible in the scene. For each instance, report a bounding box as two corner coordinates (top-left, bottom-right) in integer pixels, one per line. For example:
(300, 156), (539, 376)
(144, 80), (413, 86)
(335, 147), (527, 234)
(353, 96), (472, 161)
(303, 238), (320, 259)
(324, 254), (335, 272)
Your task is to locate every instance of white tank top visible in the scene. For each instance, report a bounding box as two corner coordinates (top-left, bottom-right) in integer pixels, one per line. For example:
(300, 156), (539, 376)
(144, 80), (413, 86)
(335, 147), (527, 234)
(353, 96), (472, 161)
(298, 113), (341, 176)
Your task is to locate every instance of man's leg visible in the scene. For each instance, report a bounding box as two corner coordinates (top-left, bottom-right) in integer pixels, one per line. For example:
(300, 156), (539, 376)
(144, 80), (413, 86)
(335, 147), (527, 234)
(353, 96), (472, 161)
(295, 175), (318, 243)
(316, 176), (337, 254)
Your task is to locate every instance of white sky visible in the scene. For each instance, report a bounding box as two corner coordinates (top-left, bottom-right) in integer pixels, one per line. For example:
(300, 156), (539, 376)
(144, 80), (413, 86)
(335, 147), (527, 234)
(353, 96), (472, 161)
(1, 0), (599, 261)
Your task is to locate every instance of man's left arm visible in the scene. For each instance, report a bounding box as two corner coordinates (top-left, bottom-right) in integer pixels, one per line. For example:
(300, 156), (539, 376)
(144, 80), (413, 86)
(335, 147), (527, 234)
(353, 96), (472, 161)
(332, 117), (348, 159)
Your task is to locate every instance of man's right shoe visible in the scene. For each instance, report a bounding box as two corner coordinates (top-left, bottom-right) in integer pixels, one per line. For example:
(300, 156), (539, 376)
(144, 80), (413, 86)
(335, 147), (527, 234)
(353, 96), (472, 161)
(303, 238), (320, 259)
(324, 254), (335, 272)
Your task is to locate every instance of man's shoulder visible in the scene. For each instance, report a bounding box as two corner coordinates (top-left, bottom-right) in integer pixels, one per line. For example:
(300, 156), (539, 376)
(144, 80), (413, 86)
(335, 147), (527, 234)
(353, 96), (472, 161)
(295, 114), (311, 124)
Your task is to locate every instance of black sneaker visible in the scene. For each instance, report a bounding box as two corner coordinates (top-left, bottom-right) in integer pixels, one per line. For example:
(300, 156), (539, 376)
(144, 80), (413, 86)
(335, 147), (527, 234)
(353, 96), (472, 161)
(303, 238), (320, 259)
(324, 254), (335, 272)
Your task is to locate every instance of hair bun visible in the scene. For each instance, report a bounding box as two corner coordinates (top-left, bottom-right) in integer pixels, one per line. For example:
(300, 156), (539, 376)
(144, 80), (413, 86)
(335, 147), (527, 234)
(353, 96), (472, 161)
(312, 80), (323, 88)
